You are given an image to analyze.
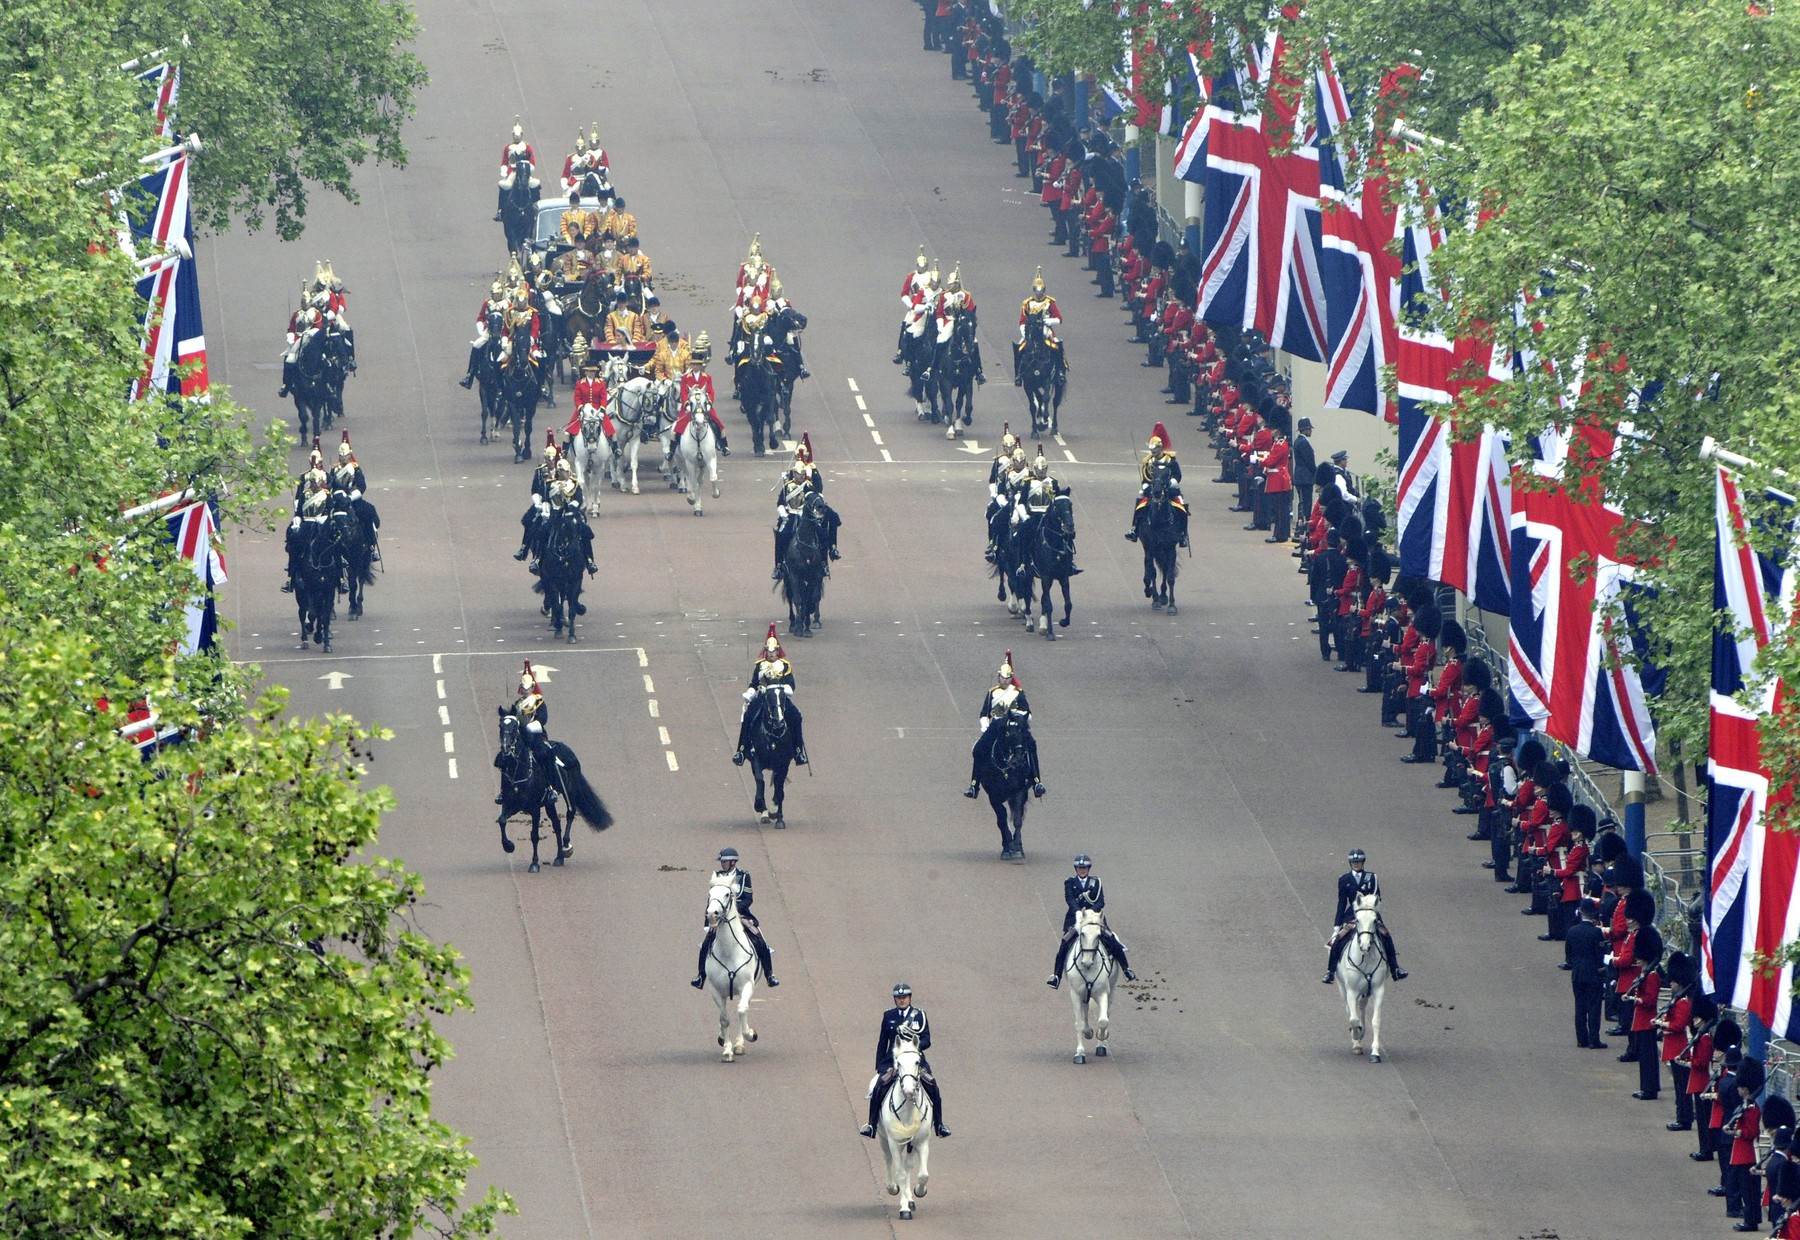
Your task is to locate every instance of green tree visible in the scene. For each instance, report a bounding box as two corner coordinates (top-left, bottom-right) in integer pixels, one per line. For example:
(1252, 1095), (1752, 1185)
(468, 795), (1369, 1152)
(1, 0), (427, 240)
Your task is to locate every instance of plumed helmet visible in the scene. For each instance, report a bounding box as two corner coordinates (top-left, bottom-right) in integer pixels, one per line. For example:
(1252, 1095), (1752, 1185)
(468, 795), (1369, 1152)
(1438, 618), (1465, 652)
(1031, 446), (1049, 478)
(1623, 888), (1657, 925)
(1031, 265), (1045, 293)
(693, 330), (712, 359)
(511, 118), (524, 141)
(1148, 421), (1171, 451)
(573, 132), (586, 153)
(1735, 1058), (1767, 1097)
(916, 247), (929, 272)
(337, 430), (352, 460)
(891, 981), (912, 998)
(1478, 688), (1506, 724)
(1632, 925), (1664, 969)
(946, 264), (961, 291)
(1517, 738), (1547, 771)
(587, 124), (600, 148)
(1596, 832), (1628, 864)
(303, 466), (328, 489)
(1011, 445), (1027, 465)
(1000, 423), (1017, 451)
(1569, 803), (1598, 838)
(764, 622), (782, 656)
(1544, 783), (1574, 817)
(1464, 659), (1493, 692)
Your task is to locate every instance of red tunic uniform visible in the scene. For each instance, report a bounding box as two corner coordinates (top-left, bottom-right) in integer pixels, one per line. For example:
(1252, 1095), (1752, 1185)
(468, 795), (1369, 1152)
(1660, 996), (1693, 1062)
(565, 374), (613, 439)
(673, 372), (725, 436)
(1629, 967), (1661, 1034)
(1552, 840), (1588, 904)
(1731, 1099), (1761, 1166)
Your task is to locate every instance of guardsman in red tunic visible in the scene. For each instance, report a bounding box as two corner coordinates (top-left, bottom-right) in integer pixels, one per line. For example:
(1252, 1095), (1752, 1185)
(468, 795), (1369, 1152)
(1656, 949), (1698, 1129)
(564, 354), (614, 444)
(1680, 997), (1721, 1157)
(1726, 1056), (1765, 1227)
(1089, 206), (1116, 297)
(1261, 432), (1293, 542)
(495, 118), (536, 221)
(670, 332), (729, 453)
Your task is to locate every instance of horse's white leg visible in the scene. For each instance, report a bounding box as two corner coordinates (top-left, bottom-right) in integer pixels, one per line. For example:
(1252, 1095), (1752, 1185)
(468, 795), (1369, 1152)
(914, 1132), (929, 1197)
(882, 1132), (902, 1196)
(1342, 978), (1365, 1055)
(715, 987), (735, 1062)
(896, 1133), (916, 1219)
(1096, 980), (1111, 1043)
(734, 980), (754, 1053)
(708, 445), (720, 497)
(1070, 983), (1087, 1063)
(628, 439), (641, 494)
(1368, 980), (1384, 1062)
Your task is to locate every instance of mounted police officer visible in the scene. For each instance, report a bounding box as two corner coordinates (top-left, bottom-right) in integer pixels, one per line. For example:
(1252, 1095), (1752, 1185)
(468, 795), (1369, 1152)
(1126, 421), (1188, 548)
(859, 982), (951, 1140)
(733, 624), (810, 767)
(690, 846), (779, 989)
(964, 650), (1045, 798)
(1047, 853), (1137, 987)
(1322, 848), (1408, 982)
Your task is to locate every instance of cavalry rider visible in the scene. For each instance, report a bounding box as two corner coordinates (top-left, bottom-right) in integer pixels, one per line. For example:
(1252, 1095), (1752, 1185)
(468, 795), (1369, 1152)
(328, 431), (380, 554)
(564, 348), (614, 444)
(1014, 268), (1067, 385)
(1046, 854), (1138, 988)
(494, 118), (536, 222)
(771, 436), (842, 579)
(1126, 422), (1189, 549)
(894, 247), (933, 364)
(670, 331), (730, 455)
(559, 129), (608, 198)
(690, 846), (780, 990)
(898, 263), (940, 377)
(859, 983), (951, 1140)
(964, 650), (1046, 799)
(514, 432), (562, 563)
(278, 281), (313, 398)
(1013, 449), (1079, 572)
(763, 277), (809, 380)
(458, 278), (509, 389)
(1322, 848), (1408, 983)
(732, 624), (810, 768)
(984, 424), (1021, 561)
(933, 265), (987, 385)
(495, 664), (560, 805)
(282, 449), (331, 592)
(309, 261), (356, 372)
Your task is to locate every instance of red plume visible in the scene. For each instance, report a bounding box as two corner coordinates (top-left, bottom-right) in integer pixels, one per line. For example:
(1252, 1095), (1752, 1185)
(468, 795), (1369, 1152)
(545, 428), (556, 447)
(1150, 421), (1171, 449)
(340, 429), (351, 445)
(311, 436), (321, 453)
(800, 432), (813, 462)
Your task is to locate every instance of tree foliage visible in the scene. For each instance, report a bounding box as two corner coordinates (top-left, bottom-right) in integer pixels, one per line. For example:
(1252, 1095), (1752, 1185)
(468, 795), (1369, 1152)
(0, 4), (506, 1234)
(1, 0), (426, 240)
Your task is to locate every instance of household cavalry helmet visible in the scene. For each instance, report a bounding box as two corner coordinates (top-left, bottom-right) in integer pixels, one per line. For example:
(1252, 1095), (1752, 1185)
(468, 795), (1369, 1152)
(693, 330), (712, 361)
(1030, 266), (1046, 294)
(915, 247), (929, 274)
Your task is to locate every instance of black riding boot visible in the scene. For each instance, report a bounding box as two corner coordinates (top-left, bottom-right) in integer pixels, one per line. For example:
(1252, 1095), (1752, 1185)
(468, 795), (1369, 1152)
(791, 711), (809, 765)
(750, 929), (779, 985)
(1047, 930), (1074, 985)
(864, 1078), (890, 1135)
(1125, 504), (1142, 541)
(1323, 930), (1348, 983)
(494, 184), (505, 222)
(894, 323), (908, 364)
(279, 358), (296, 398)
(1380, 928), (1407, 979)
(1101, 930), (1136, 979)
(924, 1077), (949, 1136)
(691, 930), (716, 987)
(972, 340), (986, 384)
(732, 708), (756, 763)
(460, 346), (479, 388)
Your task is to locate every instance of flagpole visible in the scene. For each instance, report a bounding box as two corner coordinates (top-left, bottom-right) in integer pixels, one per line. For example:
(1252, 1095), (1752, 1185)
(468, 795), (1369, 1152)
(121, 489), (196, 521)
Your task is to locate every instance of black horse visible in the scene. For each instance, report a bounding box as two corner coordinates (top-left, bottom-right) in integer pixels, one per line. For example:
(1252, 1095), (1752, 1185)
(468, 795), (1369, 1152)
(903, 325), (935, 420)
(1140, 473), (1182, 613)
(499, 158), (540, 255)
(474, 313), (508, 445)
(494, 711), (613, 873)
(1017, 319), (1065, 436)
(742, 684), (799, 826)
(766, 305), (806, 440)
(288, 518), (341, 652)
(780, 491), (831, 638)
(291, 328), (348, 444)
(533, 506), (592, 641)
(933, 314), (979, 431)
(735, 338), (781, 457)
(974, 710), (1038, 861)
(1026, 492), (1077, 638)
(328, 491), (378, 621)
(500, 326), (543, 463)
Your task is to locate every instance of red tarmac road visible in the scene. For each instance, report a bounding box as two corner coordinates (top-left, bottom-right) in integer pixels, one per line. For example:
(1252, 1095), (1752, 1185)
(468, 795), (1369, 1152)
(207, 2), (1717, 1235)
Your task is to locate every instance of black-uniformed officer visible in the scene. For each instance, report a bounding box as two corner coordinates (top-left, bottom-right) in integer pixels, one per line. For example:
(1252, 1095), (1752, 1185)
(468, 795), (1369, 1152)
(1322, 848), (1407, 983)
(691, 846), (779, 988)
(733, 625), (810, 766)
(1047, 854), (1137, 987)
(859, 982), (951, 1140)
(965, 651), (1045, 797)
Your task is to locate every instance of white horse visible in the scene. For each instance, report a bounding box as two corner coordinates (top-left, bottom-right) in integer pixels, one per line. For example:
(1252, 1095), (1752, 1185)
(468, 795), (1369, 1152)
(570, 402), (609, 518)
(674, 390), (722, 516)
(702, 879), (759, 1062)
(875, 1028), (932, 1220)
(1064, 908), (1116, 1064)
(599, 358), (674, 495)
(1335, 892), (1389, 1062)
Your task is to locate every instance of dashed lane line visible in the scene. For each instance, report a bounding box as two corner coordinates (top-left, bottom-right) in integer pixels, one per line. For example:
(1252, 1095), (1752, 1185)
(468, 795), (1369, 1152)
(846, 377), (859, 393)
(854, 394), (868, 411)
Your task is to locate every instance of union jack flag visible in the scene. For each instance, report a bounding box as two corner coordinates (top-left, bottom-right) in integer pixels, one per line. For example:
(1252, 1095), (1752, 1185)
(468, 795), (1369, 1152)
(165, 498), (227, 656)
(1505, 424), (1657, 772)
(128, 153), (209, 402)
(137, 61), (179, 140)
(1703, 462), (1798, 1034)
(1195, 29), (1329, 362)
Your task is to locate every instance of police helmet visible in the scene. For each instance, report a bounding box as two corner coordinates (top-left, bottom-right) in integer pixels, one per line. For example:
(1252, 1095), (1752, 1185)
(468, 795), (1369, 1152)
(891, 981), (912, 998)
(1347, 848), (1368, 864)
(717, 846), (739, 863)
(1072, 854), (1093, 869)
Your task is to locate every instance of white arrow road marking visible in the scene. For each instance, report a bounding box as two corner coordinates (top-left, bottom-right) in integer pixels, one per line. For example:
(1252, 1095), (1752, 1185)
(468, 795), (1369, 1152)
(319, 671), (353, 691)
(956, 440), (985, 455)
(530, 664), (557, 684)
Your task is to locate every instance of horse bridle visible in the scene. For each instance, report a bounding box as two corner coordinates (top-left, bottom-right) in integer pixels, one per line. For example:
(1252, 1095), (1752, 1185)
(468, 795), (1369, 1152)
(704, 885), (758, 997)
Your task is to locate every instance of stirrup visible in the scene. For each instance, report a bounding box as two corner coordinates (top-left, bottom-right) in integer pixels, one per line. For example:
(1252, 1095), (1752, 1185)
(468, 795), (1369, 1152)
(794, 750), (810, 765)
(731, 750), (747, 766)
(859, 1124), (876, 1139)
(690, 976), (705, 989)
(964, 782), (979, 799)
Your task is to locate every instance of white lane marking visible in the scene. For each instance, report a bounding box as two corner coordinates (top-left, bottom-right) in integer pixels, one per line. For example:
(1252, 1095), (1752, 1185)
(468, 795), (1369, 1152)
(1053, 433), (1068, 447)
(438, 706), (451, 726)
(846, 377), (859, 393)
(880, 449), (894, 463)
(447, 758), (459, 780)
(658, 726), (671, 745)
(431, 653), (443, 674)
(870, 431), (885, 446)
(637, 647), (649, 667)
(862, 413), (876, 428)
(648, 700), (661, 718)
(665, 751), (680, 772)
(643, 674), (655, 694)
(854, 394), (868, 411)
(436, 679), (446, 699)
(443, 733), (455, 754)
(1064, 449), (1078, 463)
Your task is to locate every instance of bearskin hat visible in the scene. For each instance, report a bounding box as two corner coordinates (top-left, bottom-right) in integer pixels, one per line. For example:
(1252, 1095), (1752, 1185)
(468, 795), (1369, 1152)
(1623, 888), (1658, 925)
(1716, 1018), (1742, 1051)
(1413, 606), (1440, 640)
(1532, 760), (1563, 788)
(1438, 617), (1466, 652)
(1517, 738), (1547, 771)
(1568, 804), (1598, 838)
(1345, 536), (1368, 564)
(1339, 514), (1365, 543)
(1596, 832), (1629, 864)
(1691, 995), (1719, 1024)
(1545, 783), (1575, 817)
(1464, 658), (1493, 692)
(1664, 951), (1696, 987)
(1479, 688), (1506, 724)
(1633, 925), (1664, 968)
(1361, 496), (1387, 534)
(1368, 546), (1394, 585)
(1736, 1058), (1767, 1097)
(1605, 856), (1644, 891)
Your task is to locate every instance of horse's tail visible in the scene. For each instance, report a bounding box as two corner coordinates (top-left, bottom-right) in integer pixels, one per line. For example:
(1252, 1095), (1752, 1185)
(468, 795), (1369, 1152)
(563, 766), (613, 831)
